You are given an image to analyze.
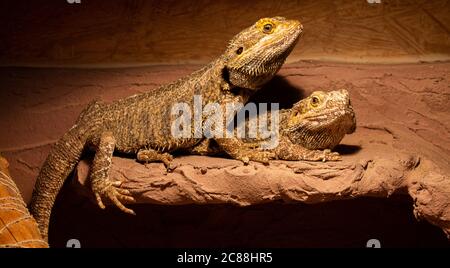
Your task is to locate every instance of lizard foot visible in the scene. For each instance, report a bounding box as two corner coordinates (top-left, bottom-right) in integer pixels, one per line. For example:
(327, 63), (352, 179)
(236, 151), (275, 165)
(308, 149), (341, 162)
(301, 149), (341, 162)
(320, 149), (341, 162)
(93, 179), (136, 215)
(137, 149), (174, 171)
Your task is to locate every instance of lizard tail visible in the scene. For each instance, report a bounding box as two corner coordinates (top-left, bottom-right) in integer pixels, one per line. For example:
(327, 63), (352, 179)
(29, 127), (85, 242)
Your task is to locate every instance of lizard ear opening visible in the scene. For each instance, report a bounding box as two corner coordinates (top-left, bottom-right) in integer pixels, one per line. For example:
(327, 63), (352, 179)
(222, 67), (231, 85)
(236, 47), (243, 55)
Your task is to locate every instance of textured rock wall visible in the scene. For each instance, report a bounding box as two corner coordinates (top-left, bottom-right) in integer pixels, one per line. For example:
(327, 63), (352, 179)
(1, 0), (449, 66)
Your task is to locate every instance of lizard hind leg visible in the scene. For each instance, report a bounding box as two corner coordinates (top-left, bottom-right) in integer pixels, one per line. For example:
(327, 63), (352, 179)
(90, 131), (136, 215)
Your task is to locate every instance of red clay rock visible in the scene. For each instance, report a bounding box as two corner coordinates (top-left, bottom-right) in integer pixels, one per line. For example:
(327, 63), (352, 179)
(73, 147), (449, 237)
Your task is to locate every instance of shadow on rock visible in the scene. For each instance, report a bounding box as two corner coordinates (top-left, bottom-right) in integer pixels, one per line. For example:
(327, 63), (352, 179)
(249, 75), (305, 109)
(334, 144), (362, 155)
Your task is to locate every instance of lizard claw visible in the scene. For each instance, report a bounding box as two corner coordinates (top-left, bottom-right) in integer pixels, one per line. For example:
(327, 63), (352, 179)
(166, 162), (178, 172)
(93, 179), (136, 215)
(241, 157), (250, 165)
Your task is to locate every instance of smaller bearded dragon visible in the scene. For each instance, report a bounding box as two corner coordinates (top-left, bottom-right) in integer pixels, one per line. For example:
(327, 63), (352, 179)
(189, 89), (356, 160)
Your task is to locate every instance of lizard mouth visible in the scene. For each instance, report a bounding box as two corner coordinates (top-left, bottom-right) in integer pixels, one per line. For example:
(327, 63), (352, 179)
(289, 107), (355, 132)
(226, 20), (303, 89)
(262, 24), (303, 69)
(228, 29), (302, 84)
(303, 107), (353, 120)
(287, 107), (355, 150)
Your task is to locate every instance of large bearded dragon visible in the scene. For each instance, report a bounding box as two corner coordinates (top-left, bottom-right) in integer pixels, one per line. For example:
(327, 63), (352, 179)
(30, 17), (303, 241)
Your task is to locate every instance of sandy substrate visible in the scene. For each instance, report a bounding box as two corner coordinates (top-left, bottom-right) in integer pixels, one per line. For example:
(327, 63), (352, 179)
(0, 61), (449, 247)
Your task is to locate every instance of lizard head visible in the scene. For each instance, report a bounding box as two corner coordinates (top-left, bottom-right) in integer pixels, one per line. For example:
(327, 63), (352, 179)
(286, 89), (356, 150)
(224, 17), (303, 90)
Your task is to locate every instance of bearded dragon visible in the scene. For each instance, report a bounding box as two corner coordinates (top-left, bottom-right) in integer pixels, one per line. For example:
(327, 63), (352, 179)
(190, 89), (356, 160)
(30, 17), (303, 241)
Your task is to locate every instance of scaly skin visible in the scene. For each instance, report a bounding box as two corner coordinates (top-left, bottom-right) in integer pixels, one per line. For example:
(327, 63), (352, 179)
(29, 17), (303, 241)
(191, 89), (356, 161)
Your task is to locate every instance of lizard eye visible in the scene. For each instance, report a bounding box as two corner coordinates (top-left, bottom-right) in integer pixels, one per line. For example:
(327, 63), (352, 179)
(263, 23), (274, 33)
(311, 96), (320, 107)
(236, 47), (243, 55)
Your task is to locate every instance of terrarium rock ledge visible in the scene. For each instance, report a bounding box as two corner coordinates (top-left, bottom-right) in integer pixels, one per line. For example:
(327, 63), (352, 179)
(73, 151), (450, 238)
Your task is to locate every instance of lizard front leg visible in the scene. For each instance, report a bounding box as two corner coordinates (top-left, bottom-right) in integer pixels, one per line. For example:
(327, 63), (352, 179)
(136, 148), (174, 169)
(275, 137), (340, 162)
(90, 132), (136, 215)
(215, 137), (275, 164)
